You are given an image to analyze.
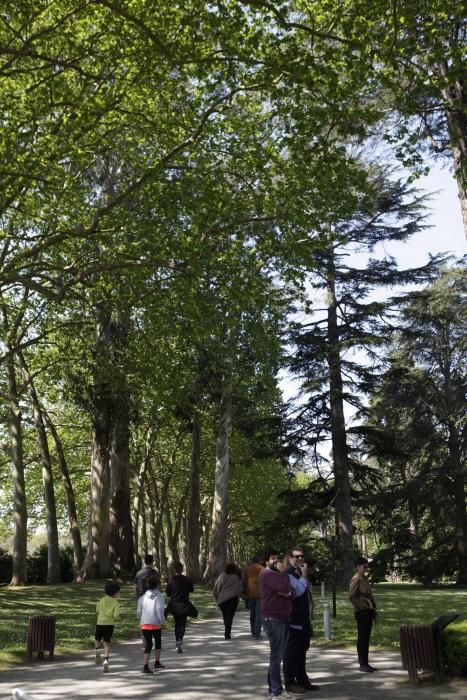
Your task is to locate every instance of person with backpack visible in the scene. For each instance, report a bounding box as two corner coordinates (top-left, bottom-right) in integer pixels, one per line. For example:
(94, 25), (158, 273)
(134, 554), (158, 598)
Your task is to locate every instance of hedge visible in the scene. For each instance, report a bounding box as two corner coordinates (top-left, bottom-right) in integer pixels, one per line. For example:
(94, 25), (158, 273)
(442, 619), (467, 676)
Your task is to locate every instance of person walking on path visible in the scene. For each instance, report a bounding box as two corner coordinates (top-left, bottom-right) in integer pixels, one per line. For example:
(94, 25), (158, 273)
(166, 561), (195, 653)
(95, 581), (120, 673)
(349, 556), (378, 673)
(243, 555), (264, 640)
(213, 562), (243, 640)
(134, 554), (159, 598)
(137, 575), (166, 674)
(259, 549), (296, 699)
(283, 547), (320, 694)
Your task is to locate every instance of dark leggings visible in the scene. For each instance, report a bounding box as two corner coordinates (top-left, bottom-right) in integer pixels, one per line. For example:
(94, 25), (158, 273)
(219, 596), (238, 638)
(174, 614), (188, 642)
(142, 628), (162, 653)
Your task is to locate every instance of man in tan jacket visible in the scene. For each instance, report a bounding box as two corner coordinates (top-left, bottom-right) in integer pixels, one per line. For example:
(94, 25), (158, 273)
(348, 556), (377, 673)
(243, 555), (265, 639)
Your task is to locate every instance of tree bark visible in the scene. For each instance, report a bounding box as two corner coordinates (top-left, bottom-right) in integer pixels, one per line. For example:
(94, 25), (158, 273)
(204, 370), (233, 582)
(186, 408), (201, 581)
(85, 308), (112, 579)
(43, 410), (84, 580)
(109, 387), (134, 576)
(109, 309), (134, 576)
(327, 267), (354, 585)
(3, 328), (28, 585)
(19, 353), (61, 583)
(436, 59), (467, 238)
(448, 422), (467, 585)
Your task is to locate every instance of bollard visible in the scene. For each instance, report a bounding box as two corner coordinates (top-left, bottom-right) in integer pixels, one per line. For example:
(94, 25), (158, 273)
(323, 602), (332, 640)
(321, 582), (325, 598)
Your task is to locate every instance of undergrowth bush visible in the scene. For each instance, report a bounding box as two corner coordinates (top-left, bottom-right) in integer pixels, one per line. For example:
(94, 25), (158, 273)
(442, 619), (467, 676)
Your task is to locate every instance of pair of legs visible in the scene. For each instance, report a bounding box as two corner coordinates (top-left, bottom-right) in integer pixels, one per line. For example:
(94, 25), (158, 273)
(219, 596), (239, 639)
(95, 625), (113, 668)
(142, 628), (162, 668)
(284, 624), (315, 689)
(355, 610), (373, 668)
(249, 597), (262, 639)
(174, 614), (188, 647)
(263, 617), (289, 697)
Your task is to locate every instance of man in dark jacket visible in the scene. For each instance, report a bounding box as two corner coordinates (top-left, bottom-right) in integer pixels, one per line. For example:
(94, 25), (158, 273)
(134, 555), (158, 598)
(258, 548), (293, 698)
(283, 547), (320, 693)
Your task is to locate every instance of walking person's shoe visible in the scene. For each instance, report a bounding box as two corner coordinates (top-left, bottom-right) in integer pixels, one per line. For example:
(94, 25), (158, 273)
(298, 680), (320, 691)
(176, 641), (183, 653)
(154, 660), (165, 671)
(285, 682), (306, 694)
(359, 665), (374, 672)
(143, 664), (153, 674)
(103, 659), (109, 673)
(367, 665), (378, 672)
(95, 648), (102, 665)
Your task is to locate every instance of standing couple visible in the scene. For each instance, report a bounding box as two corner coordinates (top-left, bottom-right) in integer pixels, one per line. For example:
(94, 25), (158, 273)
(259, 547), (320, 698)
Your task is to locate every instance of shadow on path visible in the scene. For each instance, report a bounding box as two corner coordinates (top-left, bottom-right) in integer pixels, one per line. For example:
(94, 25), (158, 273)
(1, 611), (466, 699)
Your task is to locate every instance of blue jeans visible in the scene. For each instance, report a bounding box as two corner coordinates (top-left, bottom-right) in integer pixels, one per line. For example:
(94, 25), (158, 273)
(263, 617), (289, 696)
(249, 597), (262, 638)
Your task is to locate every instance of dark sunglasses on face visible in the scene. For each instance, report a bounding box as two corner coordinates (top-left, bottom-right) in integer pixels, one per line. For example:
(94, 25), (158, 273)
(293, 554), (304, 559)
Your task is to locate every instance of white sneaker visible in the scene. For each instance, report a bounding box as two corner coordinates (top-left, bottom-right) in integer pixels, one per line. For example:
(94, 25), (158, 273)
(103, 659), (109, 673)
(95, 649), (102, 665)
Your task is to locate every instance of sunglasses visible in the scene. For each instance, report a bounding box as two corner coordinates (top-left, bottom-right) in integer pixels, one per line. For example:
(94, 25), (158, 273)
(292, 554), (304, 559)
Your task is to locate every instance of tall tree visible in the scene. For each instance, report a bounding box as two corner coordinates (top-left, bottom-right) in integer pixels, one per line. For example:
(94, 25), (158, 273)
(362, 264), (466, 584)
(287, 163), (443, 581)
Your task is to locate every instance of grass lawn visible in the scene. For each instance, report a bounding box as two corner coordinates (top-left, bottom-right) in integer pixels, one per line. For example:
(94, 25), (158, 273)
(0, 581), (465, 670)
(0, 580), (218, 670)
(312, 583), (467, 650)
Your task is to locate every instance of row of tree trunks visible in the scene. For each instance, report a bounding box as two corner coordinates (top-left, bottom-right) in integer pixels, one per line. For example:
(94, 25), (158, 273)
(19, 352), (61, 584)
(43, 410), (85, 579)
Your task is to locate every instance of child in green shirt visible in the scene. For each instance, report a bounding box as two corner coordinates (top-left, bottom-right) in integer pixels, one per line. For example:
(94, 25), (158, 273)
(95, 581), (120, 672)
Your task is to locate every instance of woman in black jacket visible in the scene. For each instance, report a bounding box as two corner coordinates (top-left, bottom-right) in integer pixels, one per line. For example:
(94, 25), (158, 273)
(166, 562), (195, 653)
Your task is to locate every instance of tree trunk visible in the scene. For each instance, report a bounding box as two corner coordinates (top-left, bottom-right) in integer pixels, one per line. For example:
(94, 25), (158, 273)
(448, 423), (467, 585)
(148, 494), (161, 570)
(85, 309), (112, 579)
(204, 370), (233, 582)
(164, 501), (180, 570)
(109, 308), (134, 576)
(43, 410), (84, 580)
(3, 330), (28, 585)
(19, 354), (61, 584)
(109, 387), (134, 576)
(437, 60), (467, 238)
(327, 269), (354, 585)
(186, 409), (201, 581)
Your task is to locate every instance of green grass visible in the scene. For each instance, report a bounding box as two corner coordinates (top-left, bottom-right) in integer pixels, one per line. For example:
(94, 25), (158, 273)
(0, 581), (465, 670)
(0, 580), (218, 670)
(312, 583), (467, 650)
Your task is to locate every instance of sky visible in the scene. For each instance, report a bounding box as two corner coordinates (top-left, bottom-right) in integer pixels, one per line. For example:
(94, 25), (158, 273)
(379, 163), (466, 267)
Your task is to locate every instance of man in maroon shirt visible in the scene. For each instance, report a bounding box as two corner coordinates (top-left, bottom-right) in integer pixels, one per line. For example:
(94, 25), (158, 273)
(259, 549), (294, 698)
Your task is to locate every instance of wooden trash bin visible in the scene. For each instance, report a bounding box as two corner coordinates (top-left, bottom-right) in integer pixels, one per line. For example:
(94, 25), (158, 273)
(27, 616), (56, 663)
(400, 612), (459, 683)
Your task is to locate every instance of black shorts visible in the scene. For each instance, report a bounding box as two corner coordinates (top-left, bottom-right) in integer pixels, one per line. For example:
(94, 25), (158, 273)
(95, 624), (114, 643)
